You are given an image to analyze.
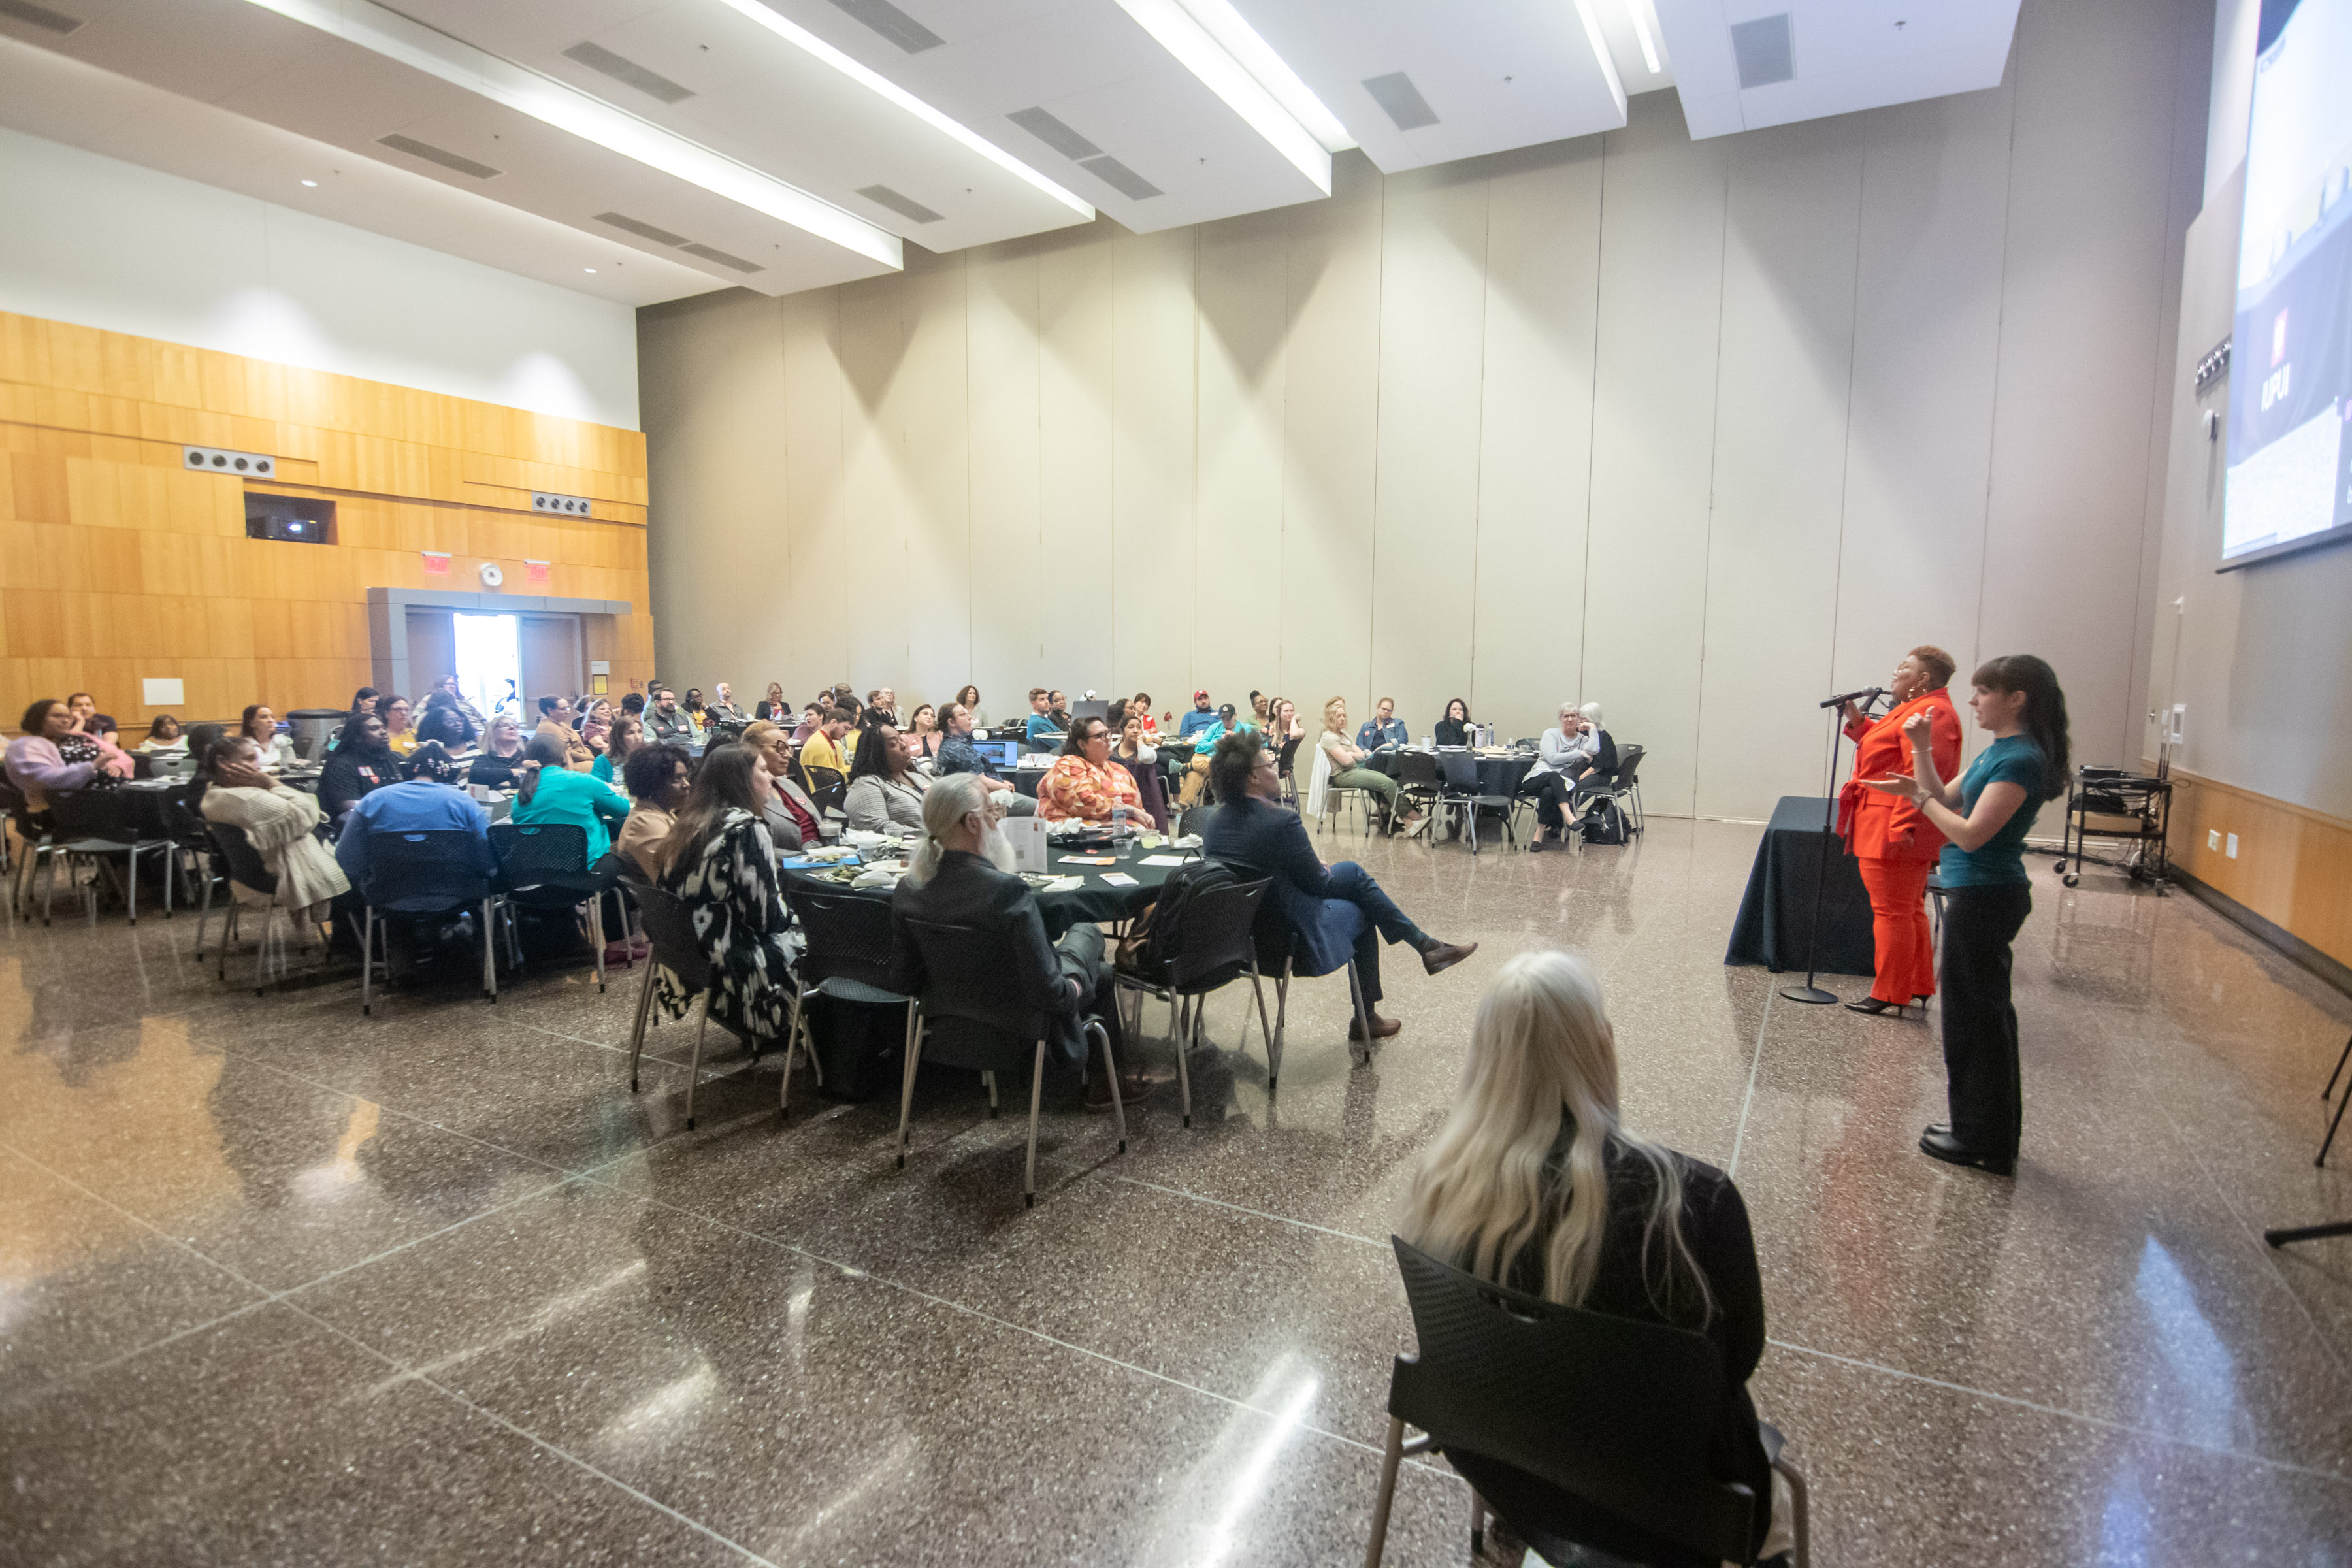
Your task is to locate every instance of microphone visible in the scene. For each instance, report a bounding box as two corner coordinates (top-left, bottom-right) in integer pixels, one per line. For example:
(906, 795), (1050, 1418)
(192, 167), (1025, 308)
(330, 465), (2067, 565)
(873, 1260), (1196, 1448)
(1820, 685), (1884, 710)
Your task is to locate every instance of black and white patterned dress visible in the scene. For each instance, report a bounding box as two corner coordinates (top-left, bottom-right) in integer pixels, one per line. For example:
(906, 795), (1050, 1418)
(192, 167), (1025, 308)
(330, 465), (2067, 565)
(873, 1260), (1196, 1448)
(655, 807), (795, 1045)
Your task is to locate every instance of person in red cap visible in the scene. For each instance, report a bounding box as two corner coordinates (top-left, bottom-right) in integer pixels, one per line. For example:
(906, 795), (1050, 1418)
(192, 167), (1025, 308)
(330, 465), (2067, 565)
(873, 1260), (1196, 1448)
(1177, 689), (1218, 742)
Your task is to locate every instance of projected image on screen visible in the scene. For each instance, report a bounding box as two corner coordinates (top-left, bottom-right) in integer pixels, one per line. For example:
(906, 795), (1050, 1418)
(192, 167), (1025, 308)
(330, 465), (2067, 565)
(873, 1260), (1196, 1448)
(2226, 0), (2352, 568)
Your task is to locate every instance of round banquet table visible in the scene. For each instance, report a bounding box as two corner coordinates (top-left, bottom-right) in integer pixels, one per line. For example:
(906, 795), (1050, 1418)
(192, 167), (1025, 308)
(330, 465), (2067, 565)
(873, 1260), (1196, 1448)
(781, 835), (1196, 939)
(1364, 747), (1537, 796)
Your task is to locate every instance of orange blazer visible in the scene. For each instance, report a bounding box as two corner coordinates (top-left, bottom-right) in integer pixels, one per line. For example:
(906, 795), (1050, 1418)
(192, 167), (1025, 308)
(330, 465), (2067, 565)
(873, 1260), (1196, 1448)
(1837, 690), (1963, 863)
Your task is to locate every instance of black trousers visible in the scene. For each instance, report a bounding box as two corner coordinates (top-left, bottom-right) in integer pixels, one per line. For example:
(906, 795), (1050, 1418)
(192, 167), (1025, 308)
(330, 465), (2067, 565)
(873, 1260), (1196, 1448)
(1940, 882), (2032, 1159)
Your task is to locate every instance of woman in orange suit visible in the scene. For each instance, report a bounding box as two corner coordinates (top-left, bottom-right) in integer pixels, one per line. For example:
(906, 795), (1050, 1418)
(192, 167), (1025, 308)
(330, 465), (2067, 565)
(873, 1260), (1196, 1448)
(1838, 646), (1964, 1017)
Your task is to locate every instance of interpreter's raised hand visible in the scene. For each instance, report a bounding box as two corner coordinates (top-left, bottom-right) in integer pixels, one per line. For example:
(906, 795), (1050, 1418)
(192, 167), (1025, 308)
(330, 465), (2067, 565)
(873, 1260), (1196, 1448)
(1902, 710), (1933, 746)
(1861, 774), (1925, 803)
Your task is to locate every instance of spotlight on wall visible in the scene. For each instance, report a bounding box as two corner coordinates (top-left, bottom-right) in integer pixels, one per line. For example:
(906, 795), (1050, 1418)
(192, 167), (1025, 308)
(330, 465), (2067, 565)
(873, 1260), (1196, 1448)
(301, 178), (318, 186)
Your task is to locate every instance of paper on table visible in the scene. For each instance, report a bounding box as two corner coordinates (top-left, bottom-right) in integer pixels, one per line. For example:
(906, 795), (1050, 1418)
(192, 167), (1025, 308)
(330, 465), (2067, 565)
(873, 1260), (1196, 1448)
(1137, 854), (1192, 866)
(1059, 855), (1117, 866)
(1043, 875), (1085, 892)
(1098, 872), (1139, 887)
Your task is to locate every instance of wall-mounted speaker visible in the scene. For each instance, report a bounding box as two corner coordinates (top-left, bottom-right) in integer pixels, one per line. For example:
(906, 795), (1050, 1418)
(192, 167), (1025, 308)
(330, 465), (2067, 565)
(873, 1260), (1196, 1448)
(186, 444), (276, 477)
(531, 490), (594, 516)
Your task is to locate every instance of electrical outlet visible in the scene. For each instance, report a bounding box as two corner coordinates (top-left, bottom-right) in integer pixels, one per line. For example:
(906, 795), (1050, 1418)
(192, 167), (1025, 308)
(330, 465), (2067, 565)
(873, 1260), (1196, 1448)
(2226, 833), (2239, 859)
(2208, 830), (2221, 850)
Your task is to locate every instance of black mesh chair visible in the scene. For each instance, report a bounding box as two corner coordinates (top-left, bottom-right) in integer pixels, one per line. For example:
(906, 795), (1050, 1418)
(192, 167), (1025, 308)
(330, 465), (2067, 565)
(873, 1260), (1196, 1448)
(353, 829), (504, 1014)
(205, 821), (304, 995)
(1113, 877), (1273, 1120)
(803, 764), (848, 818)
(44, 789), (174, 924)
(488, 821), (608, 992)
(1276, 735), (1303, 808)
(1315, 762), (1374, 838)
(1237, 866), (1377, 1070)
(1365, 1237), (1810, 1568)
(1397, 749), (1444, 825)
(897, 917), (1127, 1207)
(778, 885), (913, 1117)
(619, 876), (742, 1131)
(1177, 804), (1220, 841)
(1437, 751), (1518, 854)
(159, 787), (219, 929)
(1576, 744), (1647, 838)
(1, 780), (52, 921)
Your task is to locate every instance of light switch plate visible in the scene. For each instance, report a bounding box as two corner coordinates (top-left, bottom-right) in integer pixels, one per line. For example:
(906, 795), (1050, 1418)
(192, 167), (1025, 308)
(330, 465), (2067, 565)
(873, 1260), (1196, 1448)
(2208, 830), (2221, 850)
(2226, 833), (2239, 859)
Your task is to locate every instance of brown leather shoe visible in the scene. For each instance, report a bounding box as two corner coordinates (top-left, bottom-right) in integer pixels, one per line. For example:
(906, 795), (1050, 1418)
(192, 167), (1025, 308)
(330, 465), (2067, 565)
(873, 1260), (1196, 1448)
(1086, 1071), (1156, 1109)
(1420, 939), (1478, 977)
(1347, 1013), (1403, 1041)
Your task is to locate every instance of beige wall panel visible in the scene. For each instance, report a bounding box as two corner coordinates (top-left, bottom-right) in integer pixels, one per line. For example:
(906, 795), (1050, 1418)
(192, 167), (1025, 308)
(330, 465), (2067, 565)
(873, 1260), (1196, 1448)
(1582, 94), (1729, 816)
(1980, 0), (2193, 768)
(1109, 226), (1197, 701)
(964, 243), (1045, 717)
(1694, 118), (1865, 821)
(896, 256), (973, 707)
(636, 289), (785, 697)
(1471, 142), (1605, 742)
(779, 291), (847, 697)
(1371, 165), (1490, 734)
(837, 276), (913, 694)
(1830, 82), (2016, 747)
(1277, 153), (1384, 726)
(1193, 208), (1290, 708)
(1037, 227), (1118, 712)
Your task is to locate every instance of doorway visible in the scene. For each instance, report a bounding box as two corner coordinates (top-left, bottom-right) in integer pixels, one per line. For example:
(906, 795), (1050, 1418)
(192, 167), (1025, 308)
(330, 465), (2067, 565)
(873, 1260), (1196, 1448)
(453, 613), (522, 721)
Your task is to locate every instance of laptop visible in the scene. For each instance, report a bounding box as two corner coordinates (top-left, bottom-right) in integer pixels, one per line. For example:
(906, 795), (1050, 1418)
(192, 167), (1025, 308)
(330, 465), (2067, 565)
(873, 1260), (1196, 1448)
(976, 738), (1020, 770)
(1071, 699), (1109, 725)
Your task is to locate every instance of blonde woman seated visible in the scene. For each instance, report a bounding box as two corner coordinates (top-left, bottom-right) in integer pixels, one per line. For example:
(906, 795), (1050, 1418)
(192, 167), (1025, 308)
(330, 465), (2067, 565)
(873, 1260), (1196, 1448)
(197, 735), (350, 928)
(1400, 951), (1795, 1567)
(1037, 715), (1142, 825)
(1309, 696), (1423, 835)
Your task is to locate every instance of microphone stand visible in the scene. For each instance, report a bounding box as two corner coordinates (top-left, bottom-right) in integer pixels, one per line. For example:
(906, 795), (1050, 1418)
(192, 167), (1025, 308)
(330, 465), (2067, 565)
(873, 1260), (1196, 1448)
(1781, 690), (1884, 1005)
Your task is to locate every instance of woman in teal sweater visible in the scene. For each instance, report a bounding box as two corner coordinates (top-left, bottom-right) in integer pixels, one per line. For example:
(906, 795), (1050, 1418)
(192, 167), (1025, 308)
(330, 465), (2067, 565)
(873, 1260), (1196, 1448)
(1865, 655), (2070, 1177)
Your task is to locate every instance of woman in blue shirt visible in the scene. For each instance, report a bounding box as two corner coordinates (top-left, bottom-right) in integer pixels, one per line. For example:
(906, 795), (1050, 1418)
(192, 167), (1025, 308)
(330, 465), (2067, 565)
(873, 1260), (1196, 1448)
(1864, 655), (2070, 1177)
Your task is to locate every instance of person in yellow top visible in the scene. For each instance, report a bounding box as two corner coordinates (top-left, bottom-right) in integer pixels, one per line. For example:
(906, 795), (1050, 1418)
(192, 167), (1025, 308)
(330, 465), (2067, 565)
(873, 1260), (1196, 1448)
(382, 694), (419, 755)
(797, 704), (855, 779)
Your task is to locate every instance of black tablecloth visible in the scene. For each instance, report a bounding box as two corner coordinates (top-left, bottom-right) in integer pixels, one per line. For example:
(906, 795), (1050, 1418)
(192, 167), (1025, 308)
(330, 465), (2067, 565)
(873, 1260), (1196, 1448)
(1724, 796), (1876, 975)
(782, 837), (1190, 939)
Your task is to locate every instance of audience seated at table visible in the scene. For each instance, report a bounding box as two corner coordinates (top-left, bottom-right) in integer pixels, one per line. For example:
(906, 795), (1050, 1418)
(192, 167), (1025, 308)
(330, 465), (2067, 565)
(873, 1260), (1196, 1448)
(592, 714), (642, 785)
(347, 687), (380, 717)
(1177, 689), (1218, 740)
(707, 683), (746, 726)
(798, 706), (855, 778)
(889, 772), (1139, 1109)
(789, 702), (823, 743)
(1132, 693), (1160, 734)
(512, 734), (630, 860)
(617, 743), (691, 879)
(1356, 696), (1409, 750)
(415, 698), (478, 756)
(1572, 702), (1615, 780)
(906, 704), (945, 764)
(756, 682), (789, 722)
(241, 705), (295, 770)
(468, 714), (530, 790)
(620, 691), (646, 720)
(534, 696), (594, 770)
(65, 693), (100, 734)
(845, 723), (931, 832)
(934, 702), (1037, 817)
(1310, 697), (1422, 836)
(1397, 949), (1789, 1565)
(1522, 701), (1603, 851)
(652, 742), (795, 1049)
(1022, 687), (1060, 743)
(954, 684), (988, 730)
(1267, 696), (1304, 747)
(333, 757), (498, 974)
(1203, 731), (1471, 1042)
(578, 698), (614, 756)
(645, 687), (695, 745)
(197, 736), (349, 926)
(139, 715), (186, 753)
(1110, 710), (1169, 831)
(740, 721), (826, 849)
(680, 689), (713, 740)
(866, 687), (900, 728)
(1038, 716), (1143, 825)
(319, 712), (400, 826)
(1177, 704), (1250, 808)
(1435, 697), (1473, 748)
(378, 695), (417, 756)
(1048, 690), (1071, 732)
(425, 676), (487, 734)
(7, 698), (133, 817)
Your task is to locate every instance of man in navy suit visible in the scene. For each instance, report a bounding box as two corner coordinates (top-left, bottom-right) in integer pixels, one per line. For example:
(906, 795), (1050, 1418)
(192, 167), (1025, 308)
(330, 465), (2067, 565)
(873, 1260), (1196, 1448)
(1201, 730), (1475, 1042)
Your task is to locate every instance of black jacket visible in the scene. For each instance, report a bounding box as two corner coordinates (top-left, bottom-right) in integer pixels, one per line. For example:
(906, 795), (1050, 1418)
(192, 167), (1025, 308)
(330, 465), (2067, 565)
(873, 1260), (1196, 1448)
(889, 849), (1083, 1064)
(1435, 717), (1470, 747)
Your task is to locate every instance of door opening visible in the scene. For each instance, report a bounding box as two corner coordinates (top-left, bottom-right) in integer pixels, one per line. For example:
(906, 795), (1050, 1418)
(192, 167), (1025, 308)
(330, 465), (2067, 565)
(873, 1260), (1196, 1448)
(453, 613), (522, 723)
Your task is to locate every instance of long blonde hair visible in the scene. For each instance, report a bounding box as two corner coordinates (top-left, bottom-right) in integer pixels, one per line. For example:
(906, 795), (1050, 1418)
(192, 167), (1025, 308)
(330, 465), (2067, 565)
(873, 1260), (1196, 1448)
(1400, 951), (1712, 1321)
(1322, 696), (1347, 736)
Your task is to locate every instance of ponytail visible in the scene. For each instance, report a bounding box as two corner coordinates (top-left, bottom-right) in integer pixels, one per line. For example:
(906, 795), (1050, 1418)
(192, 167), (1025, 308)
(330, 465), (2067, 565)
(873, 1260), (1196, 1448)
(1972, 654), (2070, 800)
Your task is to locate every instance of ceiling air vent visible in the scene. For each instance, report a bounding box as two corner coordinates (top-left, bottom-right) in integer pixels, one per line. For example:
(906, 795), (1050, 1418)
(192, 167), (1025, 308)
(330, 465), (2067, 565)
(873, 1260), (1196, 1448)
(828, 0), (943, 53)
(1362, 71), (1438, 132)
(1007, 106), (1102, 161)
(857, 184), (943, 224)
(563, 41), (694, 104)
(680, 242), (763, 274)
(595, 211), (689, 246)
(377, 134), (501, 180)
(1078, 156), (1161, 202)
(1731, 14), (1795, 88)
(0, 0), (84, 35)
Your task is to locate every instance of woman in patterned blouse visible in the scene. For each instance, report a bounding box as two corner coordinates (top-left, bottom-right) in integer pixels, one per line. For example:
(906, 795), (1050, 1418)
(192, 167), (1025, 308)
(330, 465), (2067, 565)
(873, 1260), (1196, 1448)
(653, 742), (796, 1048)
(1038, 715), (1143, 825)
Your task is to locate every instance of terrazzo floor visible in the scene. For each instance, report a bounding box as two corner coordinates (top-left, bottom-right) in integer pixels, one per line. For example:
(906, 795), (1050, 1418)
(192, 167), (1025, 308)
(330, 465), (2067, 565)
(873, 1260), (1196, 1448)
(3, 816), (2349, 1565)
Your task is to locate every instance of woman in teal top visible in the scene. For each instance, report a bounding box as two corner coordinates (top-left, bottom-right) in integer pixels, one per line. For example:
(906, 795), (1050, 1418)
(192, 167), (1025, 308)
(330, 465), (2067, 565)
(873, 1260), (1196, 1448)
(1864, 655), (2070, 1177)
(591, 715), (642, 787)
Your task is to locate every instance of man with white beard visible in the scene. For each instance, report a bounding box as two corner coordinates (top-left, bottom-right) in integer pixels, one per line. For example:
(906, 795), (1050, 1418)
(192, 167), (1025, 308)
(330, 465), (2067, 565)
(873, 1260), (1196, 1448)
(889, 773), (1146, 1109)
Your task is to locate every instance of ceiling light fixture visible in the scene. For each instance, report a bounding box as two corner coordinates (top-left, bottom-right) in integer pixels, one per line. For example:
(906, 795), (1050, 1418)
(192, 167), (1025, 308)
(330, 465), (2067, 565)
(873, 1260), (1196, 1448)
(1111, 0), (1331, 191)
(1167, 0), (1353, 152)
(701, 0), (1092, 218)
(237, 0), (903, 268)
(1623, 0), (1661, 73)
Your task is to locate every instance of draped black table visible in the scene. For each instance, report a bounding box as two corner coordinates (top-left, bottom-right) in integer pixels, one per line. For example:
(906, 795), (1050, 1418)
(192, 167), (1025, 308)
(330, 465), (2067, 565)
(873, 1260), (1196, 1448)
(1723, 795), (1876, 975)
(781, 836), (1192, 939)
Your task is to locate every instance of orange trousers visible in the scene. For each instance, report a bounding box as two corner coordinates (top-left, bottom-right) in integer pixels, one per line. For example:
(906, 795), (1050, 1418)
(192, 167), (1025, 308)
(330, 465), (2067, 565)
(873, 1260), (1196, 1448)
(1857, 857), (1935, 1004)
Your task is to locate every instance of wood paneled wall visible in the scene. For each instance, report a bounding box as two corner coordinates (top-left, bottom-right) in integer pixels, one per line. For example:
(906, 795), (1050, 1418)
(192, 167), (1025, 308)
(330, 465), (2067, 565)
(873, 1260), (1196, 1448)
(0, 310), (653, 731)
(2161, 769), (2352, 973)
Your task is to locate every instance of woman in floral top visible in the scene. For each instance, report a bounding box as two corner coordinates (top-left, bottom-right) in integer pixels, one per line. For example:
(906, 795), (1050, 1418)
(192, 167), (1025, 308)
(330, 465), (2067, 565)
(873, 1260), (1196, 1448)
(1038, 715), (1143, 824)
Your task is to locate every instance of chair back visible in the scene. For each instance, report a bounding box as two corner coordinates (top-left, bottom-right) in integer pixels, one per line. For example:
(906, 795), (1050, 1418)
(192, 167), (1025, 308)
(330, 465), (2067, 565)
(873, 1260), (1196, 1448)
(0, 779), (41, 838)
(1276, 734), (1302, 779)
(1439, 749), (1483, 792)
(619, 877), (715, 990)
(1164, 877), (1270, 994)
(1113, 753), (1169, 831)
(161, 787), (213, 849)
(785, 885), (898, 992)
(901, 917), (1053, 1070)
(804, 764), (847, 814)
(1609, 745), (1646, 792)
(46, 789), (133, 843)
(488, 821), (593, 888)
(359, 829), (492, 911)
(1178, 804), (1220, 840)
(207, 821), (278, 897)
(1399, 750), (1441, 789)
(1386, 1237), (1754, 1565)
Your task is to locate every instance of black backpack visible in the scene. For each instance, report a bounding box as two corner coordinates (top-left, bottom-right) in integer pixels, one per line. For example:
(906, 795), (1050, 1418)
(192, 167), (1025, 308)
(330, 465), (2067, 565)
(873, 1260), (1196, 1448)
(1126, 858), (1240, 984)
(1580, 797), (1631, 846)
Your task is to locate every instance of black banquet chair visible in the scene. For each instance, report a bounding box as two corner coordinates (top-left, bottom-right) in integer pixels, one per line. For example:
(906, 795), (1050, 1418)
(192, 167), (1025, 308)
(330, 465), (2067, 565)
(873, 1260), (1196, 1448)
(44, 788), (175, 924)
(777, 883), (915, 1115)
(488, 821), (610, 992)
(1112, 875), (1273, 1120)
(353, 828), (506, 1014)
(619, 876), (768, 1130)
(896, 917), (1128, 1208)
(203, 821), (316, 994)
(1364, 1236), (1810, 1568)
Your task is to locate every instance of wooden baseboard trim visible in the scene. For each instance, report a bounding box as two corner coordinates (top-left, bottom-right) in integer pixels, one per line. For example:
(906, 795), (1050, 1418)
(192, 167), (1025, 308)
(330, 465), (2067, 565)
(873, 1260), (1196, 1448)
(2172, 868), (2352, 999)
